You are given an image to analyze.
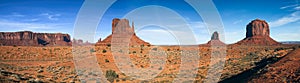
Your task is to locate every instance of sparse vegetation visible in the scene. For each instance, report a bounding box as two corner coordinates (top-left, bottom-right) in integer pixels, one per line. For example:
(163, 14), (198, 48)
(105, 59), (110, 63)
(102, 49), (107, 53)
(107, 44), (111, 47)
(54, 48), (60, 51)
(90, 48), (96, 53)
(158, 66), (163, 70)
(0, 44), (296, 83)
(152, 48), (157, 51)
(167, 48), (171, 51)
(242, 52), (258, 61)
(274, 47), (284, 52)
(105, 70), (118, 83)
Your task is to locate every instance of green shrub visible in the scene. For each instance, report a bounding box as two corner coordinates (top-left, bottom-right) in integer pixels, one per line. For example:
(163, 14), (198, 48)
(105, 59), (109, 63)
(54, 48), (60, 51)
(158, 67), (163, 70)
(152, 48), (157, 51)
(107, 44), (111, 47)
(199, 66), (206, 69)
(167, 48), (171, 51)
(242, 52), (258, 61)
(105, 70), (118, 82)
(102, 49), (107, 53)
(37, 74), (44, 78)
(274, 47), (284, 52)
(292, 46), (299, 50)
(90, 48), (96, 53)
(118, 49), (123, 53)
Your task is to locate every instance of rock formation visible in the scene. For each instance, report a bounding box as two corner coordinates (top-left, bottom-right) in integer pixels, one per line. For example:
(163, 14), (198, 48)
(206, 31), (225, 46)
(72, 38), (94, 46)
(236, 19), (280, 45)
(0, 31), (71, 46)
(96, 18), (150, 46)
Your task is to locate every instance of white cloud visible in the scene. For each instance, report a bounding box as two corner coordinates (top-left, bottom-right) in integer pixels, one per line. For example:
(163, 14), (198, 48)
(132, 21), (209, 45)
(164, 21), (207, 33)
(134, 21), (224, 45)
(233, 20), (242, 24)
(272, 2), (300, 27)
(135, 25), (205, 45)
(136, 29), (179, 45)
(225, 30), (245, 44)
(274, 33), (300, 41)
(294, 6), (300, 10)
(269, 11), (300, 27)
(11, 12), (25, 17)
(0, 19), (70, 32)
(40, 13), (61, 21)
(280, 4), (298, 9)
(1, 12), (25, 18)
(24, 18), (39, 22)
(189, 21), (206, 29)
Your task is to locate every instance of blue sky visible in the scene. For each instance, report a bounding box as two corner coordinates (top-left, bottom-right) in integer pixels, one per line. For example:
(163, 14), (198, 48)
(0, 0), (299, 45)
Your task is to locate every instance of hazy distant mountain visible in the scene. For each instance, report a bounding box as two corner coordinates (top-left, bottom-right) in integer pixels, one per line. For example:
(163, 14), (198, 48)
(280, 41), (300, 44)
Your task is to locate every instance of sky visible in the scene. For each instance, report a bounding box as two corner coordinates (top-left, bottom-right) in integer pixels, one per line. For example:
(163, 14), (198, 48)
(0, 0), (299, 45)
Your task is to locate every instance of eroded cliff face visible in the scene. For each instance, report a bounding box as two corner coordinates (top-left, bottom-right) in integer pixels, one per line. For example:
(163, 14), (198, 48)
(0, 31), (71, 46)
(96, 18), (150, 46)
(246, 19), (270, 38)
(236, 19), (280, 45)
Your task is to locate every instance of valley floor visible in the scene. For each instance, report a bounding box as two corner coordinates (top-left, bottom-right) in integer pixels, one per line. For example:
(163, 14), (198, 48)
(0, 45), (298, 83)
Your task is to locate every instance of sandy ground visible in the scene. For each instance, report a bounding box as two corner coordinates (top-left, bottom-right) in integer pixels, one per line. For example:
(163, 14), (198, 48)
(0, 45), (298, 82)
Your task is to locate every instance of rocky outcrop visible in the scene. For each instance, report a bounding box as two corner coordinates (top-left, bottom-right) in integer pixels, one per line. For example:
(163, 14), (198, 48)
(96, 18), (150, 46)
(211, 31), (220, 40)
(236, 19), (280, 45)
(0, 31), (71, 46)
(206, 31), (225, 46)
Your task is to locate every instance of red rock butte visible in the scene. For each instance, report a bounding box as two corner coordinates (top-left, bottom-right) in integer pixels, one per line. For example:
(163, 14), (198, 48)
(206, 31), (226, 46)
(236, 19), (280, 45)
(96, 18), (150, 46)
(0, 31), (71, 46)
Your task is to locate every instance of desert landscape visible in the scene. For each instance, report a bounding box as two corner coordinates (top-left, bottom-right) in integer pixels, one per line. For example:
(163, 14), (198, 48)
(0, 18), (299, 83)
(1, 0), (300, 83)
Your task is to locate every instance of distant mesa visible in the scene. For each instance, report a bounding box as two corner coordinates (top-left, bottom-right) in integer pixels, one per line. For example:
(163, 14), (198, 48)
(96, 18), (150, 46)
(280, 41), (300, 44)
(236, 19), (280, 45)
(72, 38), (94, 46)
(0, 18), (284, 46)
(206, 31), (226, 46)
(0, 31), (71, 46)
